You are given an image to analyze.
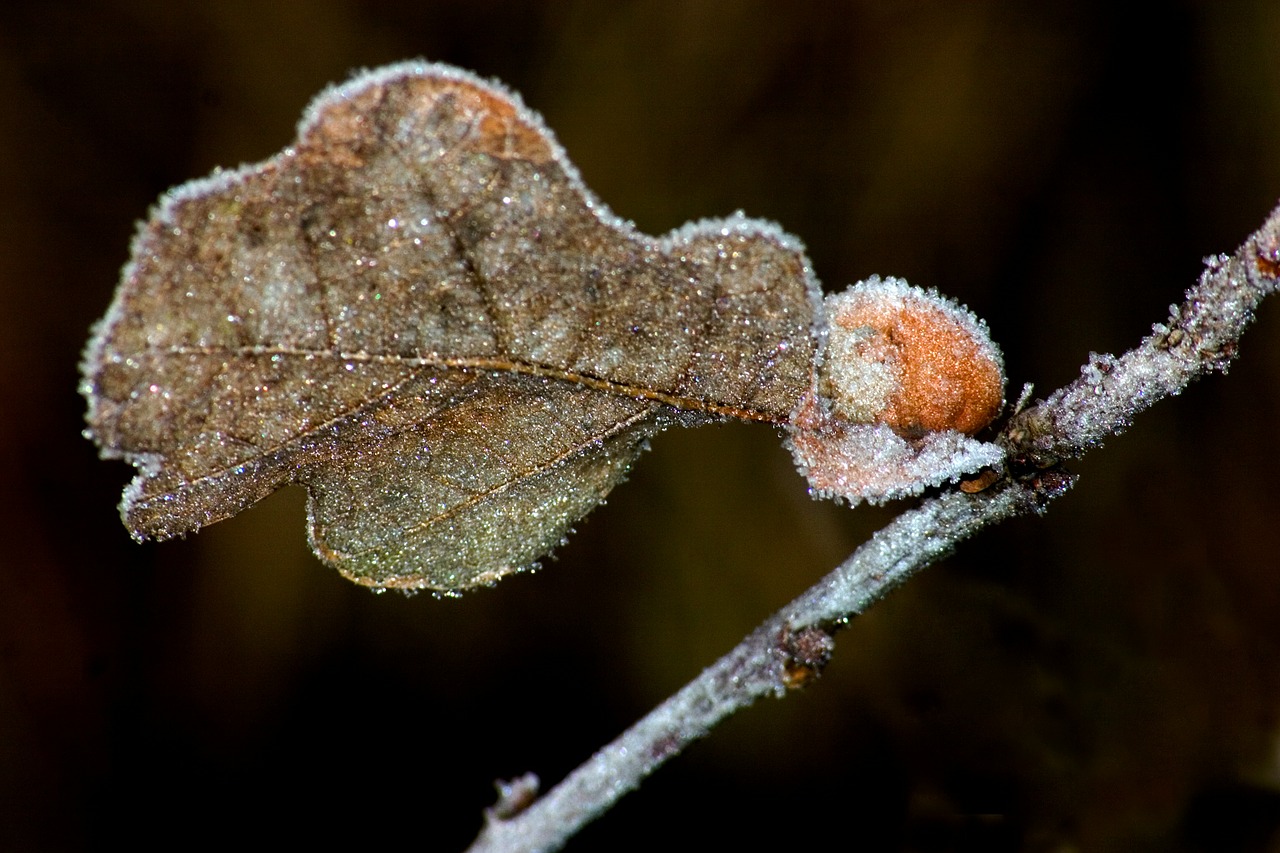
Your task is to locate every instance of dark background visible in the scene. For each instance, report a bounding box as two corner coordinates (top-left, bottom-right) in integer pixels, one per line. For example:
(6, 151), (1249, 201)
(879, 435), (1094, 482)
(5, 2), (1280, 850)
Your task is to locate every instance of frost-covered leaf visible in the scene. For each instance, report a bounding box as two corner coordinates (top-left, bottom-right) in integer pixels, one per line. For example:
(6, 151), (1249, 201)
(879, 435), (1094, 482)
(81, 62), (1006, 593)
(81, 62), (821, 591)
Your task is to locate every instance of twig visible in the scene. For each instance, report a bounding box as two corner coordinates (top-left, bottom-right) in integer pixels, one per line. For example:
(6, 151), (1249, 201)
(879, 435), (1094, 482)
(467, 201), (1280, 853)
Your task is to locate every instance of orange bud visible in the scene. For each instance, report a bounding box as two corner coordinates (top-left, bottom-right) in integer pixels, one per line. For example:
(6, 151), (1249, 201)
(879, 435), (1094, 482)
(788, 277), (1005, 505)
(819, 277), (1003, 436)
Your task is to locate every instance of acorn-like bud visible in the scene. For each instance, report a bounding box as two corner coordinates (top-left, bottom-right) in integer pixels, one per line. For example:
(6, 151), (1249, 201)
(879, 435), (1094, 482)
(788, 276), (1006, 506)
(819, 277), (1004, 436)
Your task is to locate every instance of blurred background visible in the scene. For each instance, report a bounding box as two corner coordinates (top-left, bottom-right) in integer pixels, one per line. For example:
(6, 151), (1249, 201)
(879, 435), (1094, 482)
(4, 2), (1280, 850)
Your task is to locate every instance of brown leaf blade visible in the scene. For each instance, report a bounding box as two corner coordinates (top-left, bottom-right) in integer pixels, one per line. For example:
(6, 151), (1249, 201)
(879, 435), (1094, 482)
(81, 62), (821, 590)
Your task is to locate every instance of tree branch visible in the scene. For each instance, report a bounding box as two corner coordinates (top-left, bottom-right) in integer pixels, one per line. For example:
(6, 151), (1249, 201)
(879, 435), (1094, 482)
(467, 201), (1280, 853)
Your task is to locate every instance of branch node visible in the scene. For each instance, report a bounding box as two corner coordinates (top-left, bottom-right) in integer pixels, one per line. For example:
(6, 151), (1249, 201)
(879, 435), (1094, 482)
(1254, 234), (1280, 279)
(778, 625), (837, 689)
(485, 772), (541, 822)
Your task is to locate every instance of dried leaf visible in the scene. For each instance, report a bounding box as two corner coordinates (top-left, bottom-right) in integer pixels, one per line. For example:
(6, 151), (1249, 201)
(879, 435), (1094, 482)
(81, 62), (823, 591)
(83, 62), (1007, 593)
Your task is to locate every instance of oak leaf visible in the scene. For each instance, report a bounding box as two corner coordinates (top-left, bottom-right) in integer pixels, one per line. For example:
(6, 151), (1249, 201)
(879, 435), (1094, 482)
(82, 62), (1005, 592)
(81, 62), (822, 591)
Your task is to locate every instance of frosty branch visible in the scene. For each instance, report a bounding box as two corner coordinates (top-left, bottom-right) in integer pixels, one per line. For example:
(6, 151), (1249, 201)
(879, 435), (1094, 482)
(76, 62), (1280, 853)
(466, 201), (1280, 853)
